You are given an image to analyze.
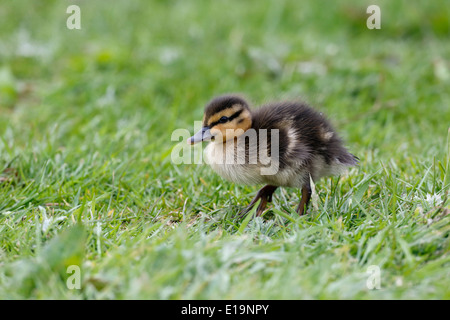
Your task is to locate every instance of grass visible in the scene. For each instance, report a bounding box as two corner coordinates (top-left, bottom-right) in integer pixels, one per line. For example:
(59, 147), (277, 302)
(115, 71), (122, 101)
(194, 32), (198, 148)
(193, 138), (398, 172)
(0, 0), (449, 299)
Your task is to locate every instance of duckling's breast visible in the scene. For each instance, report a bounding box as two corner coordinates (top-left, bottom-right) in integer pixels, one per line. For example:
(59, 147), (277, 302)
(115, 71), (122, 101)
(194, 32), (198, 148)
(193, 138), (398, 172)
(204, 141), (266, 185)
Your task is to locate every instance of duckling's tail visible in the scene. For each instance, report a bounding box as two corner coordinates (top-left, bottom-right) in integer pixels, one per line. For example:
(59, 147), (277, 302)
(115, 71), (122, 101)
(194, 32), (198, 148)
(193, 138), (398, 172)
(338, 153), (360, 166)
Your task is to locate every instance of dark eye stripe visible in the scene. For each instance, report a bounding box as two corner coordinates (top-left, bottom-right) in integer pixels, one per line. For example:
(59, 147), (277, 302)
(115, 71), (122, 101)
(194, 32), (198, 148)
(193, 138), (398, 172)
(209, 109), (243, 127)
(228, 109), (244, 122)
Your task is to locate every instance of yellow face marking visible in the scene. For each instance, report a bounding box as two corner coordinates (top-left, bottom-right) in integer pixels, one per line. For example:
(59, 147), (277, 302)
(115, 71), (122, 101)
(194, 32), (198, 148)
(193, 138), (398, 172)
(209, 109), (252, 142)
(234, 109), (252, 132)
(206, 104), (243, 127)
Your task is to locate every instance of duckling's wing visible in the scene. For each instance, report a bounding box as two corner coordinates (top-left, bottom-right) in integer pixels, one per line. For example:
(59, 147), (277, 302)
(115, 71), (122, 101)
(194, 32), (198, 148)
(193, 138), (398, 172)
(252, 101), (358, 168)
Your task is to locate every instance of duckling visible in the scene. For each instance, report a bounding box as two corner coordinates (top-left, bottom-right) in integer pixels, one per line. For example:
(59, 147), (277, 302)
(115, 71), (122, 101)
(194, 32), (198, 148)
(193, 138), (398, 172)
(188, 94), (358, 217)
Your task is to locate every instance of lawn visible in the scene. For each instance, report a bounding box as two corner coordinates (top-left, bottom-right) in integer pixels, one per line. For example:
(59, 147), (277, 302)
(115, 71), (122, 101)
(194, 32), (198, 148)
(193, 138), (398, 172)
(0, 0), (449, 299)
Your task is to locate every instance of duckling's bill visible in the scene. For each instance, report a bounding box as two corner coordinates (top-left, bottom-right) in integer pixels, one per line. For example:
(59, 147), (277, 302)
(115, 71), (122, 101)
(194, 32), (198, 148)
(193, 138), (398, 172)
(187, 126), (213, 144)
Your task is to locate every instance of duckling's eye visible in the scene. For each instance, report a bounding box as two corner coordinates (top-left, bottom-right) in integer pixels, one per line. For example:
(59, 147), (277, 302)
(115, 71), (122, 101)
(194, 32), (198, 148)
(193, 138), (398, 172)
(219, 116), (229, 123)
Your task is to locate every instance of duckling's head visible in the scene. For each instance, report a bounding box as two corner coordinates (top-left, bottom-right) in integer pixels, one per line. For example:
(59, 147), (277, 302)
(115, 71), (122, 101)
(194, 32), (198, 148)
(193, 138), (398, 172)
(188, 95), (252, 144)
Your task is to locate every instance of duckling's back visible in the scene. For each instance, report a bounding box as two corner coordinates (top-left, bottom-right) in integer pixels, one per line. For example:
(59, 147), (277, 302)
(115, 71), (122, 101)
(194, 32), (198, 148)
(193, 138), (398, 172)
(250, 101), (358, 184)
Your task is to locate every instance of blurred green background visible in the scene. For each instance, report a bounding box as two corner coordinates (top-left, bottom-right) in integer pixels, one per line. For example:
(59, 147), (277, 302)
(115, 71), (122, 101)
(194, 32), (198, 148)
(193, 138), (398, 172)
(0, 0), (449, 299)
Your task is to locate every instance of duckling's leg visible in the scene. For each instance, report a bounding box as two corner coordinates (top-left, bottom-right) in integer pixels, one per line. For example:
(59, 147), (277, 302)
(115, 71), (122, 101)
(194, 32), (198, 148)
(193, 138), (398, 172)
(296, 181), (312, 216)
(240, 185), (278, 217)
